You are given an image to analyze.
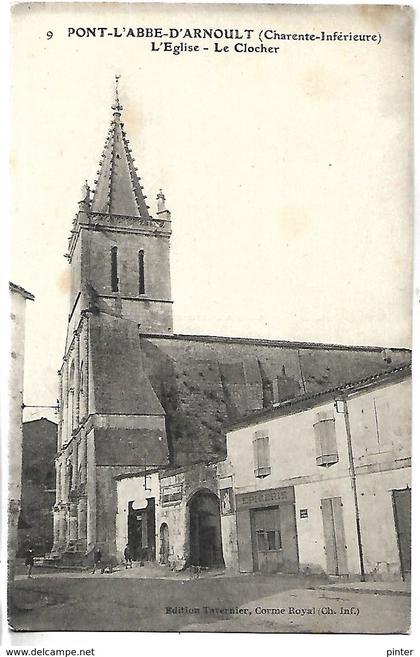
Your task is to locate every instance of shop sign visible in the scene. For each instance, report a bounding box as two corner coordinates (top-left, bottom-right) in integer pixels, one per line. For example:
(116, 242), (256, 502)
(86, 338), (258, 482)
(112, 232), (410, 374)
(161, 483), (183, 505)
(236, 486), (295, 509)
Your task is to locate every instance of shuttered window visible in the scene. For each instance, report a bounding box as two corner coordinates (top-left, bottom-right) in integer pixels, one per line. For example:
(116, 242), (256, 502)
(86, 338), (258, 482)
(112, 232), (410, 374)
(313, 410), (338, 467)
(253, 431), (271, 478)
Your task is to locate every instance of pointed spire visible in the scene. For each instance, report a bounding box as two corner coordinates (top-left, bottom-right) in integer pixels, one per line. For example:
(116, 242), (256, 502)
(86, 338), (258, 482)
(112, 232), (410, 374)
(90, 78), (152, 220)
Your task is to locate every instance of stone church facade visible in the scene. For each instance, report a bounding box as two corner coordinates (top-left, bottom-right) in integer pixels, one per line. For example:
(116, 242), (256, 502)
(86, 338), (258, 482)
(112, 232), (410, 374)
(51, 84), (411, 566)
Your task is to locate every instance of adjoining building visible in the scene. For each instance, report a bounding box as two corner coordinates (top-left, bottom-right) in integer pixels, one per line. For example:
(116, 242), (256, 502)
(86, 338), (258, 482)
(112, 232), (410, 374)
(218, 365), (411, 581)
(116, 462), (223, 570)
(9, 282), (35, 582)
(18, 418), (57, 556)
(51, 82), (411, 567)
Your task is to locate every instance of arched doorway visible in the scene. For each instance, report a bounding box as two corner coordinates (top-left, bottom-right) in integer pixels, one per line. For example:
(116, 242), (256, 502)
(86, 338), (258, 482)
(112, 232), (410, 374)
(160, 523), (170, 564)
(188, 490), (224, 568)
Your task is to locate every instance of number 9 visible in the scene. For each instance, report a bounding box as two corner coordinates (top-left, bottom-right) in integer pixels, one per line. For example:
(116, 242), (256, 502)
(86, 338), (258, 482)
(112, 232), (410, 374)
(47, 31), (53, 40)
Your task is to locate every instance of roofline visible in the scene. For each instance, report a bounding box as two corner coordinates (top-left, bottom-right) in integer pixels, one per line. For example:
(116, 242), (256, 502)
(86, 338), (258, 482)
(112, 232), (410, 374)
(114, 467), (163, 481)
(227, 363), (412, 431)
(158, 458), (224, 479)
(114, 458), (225, 481)
(23, 417), (58, 427)
(140, 332), (411, 353)
(9, 282), (35, 301)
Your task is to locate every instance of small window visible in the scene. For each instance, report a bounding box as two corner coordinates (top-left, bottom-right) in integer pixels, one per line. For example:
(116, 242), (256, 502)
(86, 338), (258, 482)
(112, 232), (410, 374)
(256, 530), (268, 551)
(267, 530), (282, 550)
(138, 250), (145, 295)
(253, 431), (271, 478)
(111, 246), (119, 292)
(313, 410), (338, 467)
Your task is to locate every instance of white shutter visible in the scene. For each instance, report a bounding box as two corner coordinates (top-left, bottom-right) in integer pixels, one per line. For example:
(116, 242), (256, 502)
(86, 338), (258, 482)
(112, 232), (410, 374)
(314, 409), (338, 467)
(253, 431), (271, 477)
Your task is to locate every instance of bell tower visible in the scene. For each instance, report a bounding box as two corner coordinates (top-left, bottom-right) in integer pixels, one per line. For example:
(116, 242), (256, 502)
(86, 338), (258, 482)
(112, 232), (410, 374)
(66, 76), (173, 335)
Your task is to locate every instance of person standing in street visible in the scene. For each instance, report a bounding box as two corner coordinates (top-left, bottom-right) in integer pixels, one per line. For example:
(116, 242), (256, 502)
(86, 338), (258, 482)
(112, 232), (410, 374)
(92, 546), (102, 574)
(124, 543), (133, 569)
(25, 547), (35, 578)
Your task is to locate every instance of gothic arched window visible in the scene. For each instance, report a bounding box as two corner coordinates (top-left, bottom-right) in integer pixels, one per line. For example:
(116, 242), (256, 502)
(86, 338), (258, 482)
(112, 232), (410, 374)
(139, 250), (145, 295)
(111, 246), (119, 292)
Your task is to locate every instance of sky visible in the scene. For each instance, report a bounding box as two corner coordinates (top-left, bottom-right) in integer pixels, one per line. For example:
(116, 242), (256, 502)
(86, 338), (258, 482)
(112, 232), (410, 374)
(9, 2), (413, 422)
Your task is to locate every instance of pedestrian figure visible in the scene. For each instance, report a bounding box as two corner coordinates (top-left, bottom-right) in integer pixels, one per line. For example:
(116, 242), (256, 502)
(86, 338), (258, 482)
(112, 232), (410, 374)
(25, 547), (35, 578)
(124, 543), (133, 569)
(92, 547), (102, 574)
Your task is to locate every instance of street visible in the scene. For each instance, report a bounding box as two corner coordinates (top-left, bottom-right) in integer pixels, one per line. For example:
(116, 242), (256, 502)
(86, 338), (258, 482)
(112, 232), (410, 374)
(8, 564), (411, 634)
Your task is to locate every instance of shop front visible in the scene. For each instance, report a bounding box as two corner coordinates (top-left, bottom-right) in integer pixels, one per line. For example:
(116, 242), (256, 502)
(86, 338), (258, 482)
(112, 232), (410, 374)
(236, 486), (299, 574)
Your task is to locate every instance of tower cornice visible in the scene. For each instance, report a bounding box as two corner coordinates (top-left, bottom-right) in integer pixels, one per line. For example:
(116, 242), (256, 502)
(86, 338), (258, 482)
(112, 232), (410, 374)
(67, 210), (171, 261)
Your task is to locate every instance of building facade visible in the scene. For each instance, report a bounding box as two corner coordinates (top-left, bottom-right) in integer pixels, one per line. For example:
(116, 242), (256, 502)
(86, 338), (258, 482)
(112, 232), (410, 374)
(9, 282), (34, 581)
(18, 418), (57, 556)
(116, 463), (223, 570)
(219, 366), (411, 581)
(52, 83), (411, 566)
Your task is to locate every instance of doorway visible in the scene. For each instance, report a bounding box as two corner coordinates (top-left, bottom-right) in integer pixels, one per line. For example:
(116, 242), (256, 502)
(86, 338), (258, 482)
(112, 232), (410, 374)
(321, 496), (348, 576)
(188, 490), (224, 568)
(251, 506), (283, 573)
(392, 488), (411, 581)
(127, 498), (156, 561)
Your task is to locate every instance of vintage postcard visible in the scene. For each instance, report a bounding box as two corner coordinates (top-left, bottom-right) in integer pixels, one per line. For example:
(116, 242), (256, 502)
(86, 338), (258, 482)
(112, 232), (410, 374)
(7, 1), (413, 637)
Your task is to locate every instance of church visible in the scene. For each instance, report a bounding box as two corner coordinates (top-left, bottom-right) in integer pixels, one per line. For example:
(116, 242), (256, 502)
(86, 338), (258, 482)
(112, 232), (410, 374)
(50, 82), (411, 568)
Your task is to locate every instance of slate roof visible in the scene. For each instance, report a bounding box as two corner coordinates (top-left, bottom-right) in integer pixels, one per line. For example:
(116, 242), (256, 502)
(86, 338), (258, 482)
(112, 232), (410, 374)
(90, 93), (151, 219)
(227, 363), (412, 430)
(9, 282), (35, 301)
(89, 314), (164, 416)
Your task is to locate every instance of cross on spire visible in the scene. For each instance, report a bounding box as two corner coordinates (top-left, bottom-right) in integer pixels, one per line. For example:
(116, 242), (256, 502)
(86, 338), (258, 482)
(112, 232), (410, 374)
(112, 74), (123, 114)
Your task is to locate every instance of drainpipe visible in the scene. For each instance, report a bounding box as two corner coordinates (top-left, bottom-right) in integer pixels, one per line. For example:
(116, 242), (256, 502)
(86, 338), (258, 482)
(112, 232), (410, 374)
(338, 396), (366, 582)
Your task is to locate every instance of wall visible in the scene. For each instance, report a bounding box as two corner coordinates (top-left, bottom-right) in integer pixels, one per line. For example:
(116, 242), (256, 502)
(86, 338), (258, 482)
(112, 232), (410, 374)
(294, 478), (360, 576)
(74, 227), (173, 334)
(357, 468), (411, 578)
(9, 292), (27, 508)
(156, 471), (189, 570)
(156, 464), (220, 570)
(226, 399), (350, 493)
(9, 286), (33, 581)
(349, 378), (411, 464)
(216, 466), (239, 571)
(82, 228), (172, 302)
(348, 378), (411, 578)
(18, 419), (57, 556)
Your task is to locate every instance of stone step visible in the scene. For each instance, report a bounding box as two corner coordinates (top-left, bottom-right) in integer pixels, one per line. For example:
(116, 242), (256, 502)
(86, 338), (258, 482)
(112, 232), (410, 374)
(40, 550), (88, 568)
